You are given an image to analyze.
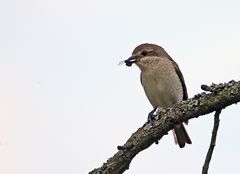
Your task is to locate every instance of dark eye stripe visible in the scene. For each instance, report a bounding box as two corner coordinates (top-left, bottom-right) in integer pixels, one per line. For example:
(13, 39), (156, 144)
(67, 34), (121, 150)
(141, 50), (148, 56)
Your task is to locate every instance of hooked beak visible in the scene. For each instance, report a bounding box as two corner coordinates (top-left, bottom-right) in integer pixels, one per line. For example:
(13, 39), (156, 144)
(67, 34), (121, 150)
(124, 55), (141, 67)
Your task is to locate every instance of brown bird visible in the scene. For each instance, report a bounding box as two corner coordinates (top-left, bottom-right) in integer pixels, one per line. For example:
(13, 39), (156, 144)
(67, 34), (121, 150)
(124, 43), (191, 148)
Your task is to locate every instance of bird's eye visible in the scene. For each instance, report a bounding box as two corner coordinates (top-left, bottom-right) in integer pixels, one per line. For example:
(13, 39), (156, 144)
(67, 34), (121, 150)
(141, 50), (148, 56)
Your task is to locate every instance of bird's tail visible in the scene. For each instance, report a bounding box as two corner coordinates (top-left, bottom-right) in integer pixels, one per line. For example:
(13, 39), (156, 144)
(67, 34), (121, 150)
(173, 123), (192, 148)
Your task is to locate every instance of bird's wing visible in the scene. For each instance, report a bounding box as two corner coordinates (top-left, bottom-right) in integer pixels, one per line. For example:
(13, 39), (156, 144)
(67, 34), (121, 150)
(167, 56), (188, 100)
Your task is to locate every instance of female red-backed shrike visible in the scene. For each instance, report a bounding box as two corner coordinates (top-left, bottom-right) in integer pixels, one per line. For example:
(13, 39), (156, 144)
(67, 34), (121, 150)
(124, 43), (191, 148)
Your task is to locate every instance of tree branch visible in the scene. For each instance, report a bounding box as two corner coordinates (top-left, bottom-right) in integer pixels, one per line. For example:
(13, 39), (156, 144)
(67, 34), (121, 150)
(89, 80), (240, 174)
(202, 110), (221, 174)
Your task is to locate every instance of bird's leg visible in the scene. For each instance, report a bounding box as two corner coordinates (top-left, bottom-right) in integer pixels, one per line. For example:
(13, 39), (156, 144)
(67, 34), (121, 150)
(147, 107), (157, 123)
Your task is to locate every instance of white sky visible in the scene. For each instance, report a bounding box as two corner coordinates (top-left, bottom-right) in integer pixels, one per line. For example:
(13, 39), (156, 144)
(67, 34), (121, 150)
(0, 0), (240, 173)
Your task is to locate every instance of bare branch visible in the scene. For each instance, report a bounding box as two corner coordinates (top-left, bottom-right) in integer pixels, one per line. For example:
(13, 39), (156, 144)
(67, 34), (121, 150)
(202, 110), (221, 174)
(89, 80), (240, 174)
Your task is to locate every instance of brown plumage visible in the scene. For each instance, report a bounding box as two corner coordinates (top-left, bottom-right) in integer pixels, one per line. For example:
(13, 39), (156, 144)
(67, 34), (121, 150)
(125, 43), (191, 148)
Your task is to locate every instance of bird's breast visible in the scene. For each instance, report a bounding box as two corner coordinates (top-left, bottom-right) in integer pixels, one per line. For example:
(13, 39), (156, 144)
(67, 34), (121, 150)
(141, 66), (183, 109)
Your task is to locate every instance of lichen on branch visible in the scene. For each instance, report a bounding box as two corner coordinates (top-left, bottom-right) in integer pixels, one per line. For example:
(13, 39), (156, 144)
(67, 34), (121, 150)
(89, 80), (240, 174)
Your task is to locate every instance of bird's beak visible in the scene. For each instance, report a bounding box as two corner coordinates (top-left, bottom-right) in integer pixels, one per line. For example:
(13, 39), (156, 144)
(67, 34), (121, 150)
(124, 55), (141, 67)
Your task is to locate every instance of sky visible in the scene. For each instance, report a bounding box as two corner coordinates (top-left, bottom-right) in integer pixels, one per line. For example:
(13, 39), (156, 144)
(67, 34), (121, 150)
(0, 0), (240, 173)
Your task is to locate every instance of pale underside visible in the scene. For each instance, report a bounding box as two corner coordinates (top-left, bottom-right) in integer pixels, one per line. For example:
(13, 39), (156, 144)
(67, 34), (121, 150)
(138, 56), (184, 109)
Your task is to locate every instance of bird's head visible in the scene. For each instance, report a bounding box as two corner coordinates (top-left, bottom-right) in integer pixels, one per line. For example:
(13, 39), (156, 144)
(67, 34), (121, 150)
(124, 43), (170, 70)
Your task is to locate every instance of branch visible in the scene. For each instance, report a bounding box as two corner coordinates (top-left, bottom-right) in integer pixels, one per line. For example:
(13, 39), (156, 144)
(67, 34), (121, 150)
(89, 80), (240, 174)
(202, 110), (221, 174)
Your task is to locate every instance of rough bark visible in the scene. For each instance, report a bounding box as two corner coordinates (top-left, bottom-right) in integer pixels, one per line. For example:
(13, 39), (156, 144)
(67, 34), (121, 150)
(89, 80), (240, 174)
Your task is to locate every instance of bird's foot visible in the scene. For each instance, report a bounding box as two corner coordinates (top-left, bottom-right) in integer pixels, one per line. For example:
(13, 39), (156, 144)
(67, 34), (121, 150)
(147, 108), (157, 123)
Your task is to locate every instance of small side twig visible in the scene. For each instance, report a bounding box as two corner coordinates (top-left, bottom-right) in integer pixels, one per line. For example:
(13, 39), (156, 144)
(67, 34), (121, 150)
(202, 110), (221, 174)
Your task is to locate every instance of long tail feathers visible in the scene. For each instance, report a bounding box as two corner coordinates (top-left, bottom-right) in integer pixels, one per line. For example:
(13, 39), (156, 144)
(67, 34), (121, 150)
(173, 123), (192, 148)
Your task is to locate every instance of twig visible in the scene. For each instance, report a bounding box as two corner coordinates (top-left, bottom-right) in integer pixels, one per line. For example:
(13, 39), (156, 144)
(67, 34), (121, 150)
(202, 110), (221, 174)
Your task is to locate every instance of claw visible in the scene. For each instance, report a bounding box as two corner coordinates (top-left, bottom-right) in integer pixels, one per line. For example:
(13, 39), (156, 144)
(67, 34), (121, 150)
(147, 108), (157, 123)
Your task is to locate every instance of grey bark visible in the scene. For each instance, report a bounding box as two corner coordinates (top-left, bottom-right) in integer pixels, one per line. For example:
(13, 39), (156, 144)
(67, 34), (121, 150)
(89, 80), (240, 174)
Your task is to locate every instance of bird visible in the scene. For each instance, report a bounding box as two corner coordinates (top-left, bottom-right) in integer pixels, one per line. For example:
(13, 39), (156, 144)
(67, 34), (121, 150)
(124, 43), (191, 148)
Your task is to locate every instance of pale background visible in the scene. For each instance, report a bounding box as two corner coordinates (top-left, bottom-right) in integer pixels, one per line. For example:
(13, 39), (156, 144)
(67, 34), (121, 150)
(0, 0), (240, 173)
